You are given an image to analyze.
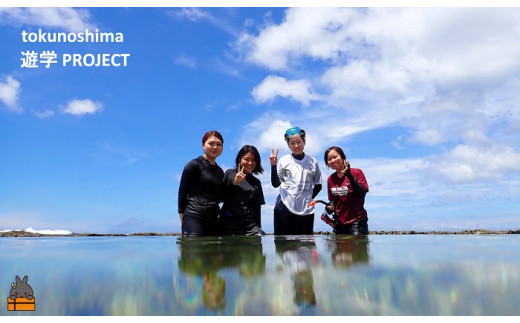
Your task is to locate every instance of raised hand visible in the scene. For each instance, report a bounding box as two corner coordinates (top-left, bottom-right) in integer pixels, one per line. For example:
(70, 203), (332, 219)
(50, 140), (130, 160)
(233, 164), (246, 185)
(270, 148), (279, 166)
(341, 160), (351, 176)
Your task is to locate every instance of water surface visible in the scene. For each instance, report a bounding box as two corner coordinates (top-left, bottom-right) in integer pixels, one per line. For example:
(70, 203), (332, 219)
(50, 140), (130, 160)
(1, 235), (519, 315)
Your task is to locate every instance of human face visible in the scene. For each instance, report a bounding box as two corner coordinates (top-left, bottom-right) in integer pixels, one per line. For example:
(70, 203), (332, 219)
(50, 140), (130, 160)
(288, 136), (305, 156)
(202, 136), (223, 160)
(327, 149), (344, 172)
(239, 152), (257, 174)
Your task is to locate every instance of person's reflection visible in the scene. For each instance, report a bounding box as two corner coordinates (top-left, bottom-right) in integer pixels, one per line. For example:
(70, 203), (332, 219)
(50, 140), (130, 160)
(219, 236), (266, 277)
(328, 235), (370, 268)
(202, 272), (226, 310)
(177, 237), (226, 311)
(177, 236), (267, 311)
(275, 236), (318, 308)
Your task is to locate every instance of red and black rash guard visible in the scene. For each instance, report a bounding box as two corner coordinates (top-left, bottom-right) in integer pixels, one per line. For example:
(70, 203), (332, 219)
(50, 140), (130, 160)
(327, 168), (369, 225)
(178, 156), (224, 220)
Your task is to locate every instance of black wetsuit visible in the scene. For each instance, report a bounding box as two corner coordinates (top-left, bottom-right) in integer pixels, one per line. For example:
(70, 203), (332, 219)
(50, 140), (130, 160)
(220, 168), (265, 235)
(178, 156), (224, 236)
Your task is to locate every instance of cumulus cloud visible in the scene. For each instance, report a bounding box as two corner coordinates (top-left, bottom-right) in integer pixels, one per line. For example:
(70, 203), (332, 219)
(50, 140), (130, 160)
(62, 99), (103, 116)
(0, 76), (22, 113)
(0, 7), (96, 32)
(434, 144), (520, 183)
(252, 75), (318, 106)
(237, 7), (361, 71)
(240, 112), (325, 156)
(242, 116), (292, 153)
(237, 7), (520, 184)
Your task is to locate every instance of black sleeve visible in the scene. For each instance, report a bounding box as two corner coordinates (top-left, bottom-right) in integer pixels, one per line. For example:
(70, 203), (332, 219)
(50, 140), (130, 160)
(221, 169), (235, 206)
(346, 170), (367, 199)
(312, 184), (322, 199)
(256, 179), (265, 226)
(271, 165), (281, 188)
(177, 159), (200, 213)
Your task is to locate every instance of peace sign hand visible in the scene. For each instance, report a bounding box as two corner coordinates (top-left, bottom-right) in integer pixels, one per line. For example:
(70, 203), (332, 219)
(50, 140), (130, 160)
(341, 160), (351, 176)
(233, 165), (246, 185)
(270, 148), (279, 166)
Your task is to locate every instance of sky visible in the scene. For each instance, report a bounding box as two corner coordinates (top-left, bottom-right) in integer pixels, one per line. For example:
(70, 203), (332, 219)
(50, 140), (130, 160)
(1, 4), (520, 234)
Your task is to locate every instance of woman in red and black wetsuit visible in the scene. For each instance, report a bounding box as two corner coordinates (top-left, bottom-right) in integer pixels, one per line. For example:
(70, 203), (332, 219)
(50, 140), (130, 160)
(324, 146), (369, 235)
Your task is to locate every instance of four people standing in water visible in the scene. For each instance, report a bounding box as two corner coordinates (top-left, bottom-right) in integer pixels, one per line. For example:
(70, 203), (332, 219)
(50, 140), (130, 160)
(178, 128), (369, 236)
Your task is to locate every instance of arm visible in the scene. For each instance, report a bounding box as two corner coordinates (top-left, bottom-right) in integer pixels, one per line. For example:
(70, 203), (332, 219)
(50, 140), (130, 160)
(312, 159), (322, 199)
(257, 182), (265, 227)
(178, 159), (200, 214)
(345, 168), (368, 199)
(270, 148), (281, 188)
(271, 164), (281, 188)
(326, 178), (336, 213)
(312, 184), (322, 199)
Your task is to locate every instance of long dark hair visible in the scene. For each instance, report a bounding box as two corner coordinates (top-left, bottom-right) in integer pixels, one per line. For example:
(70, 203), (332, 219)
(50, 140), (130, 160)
(324, 146), (346, 168)
(235, 145), (264, 175)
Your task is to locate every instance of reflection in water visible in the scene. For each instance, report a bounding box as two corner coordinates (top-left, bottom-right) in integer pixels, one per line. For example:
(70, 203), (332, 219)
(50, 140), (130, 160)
(176, 236), (266, 313)
(2, 235), (520, 315)
(274, 236), (318, 309)
(327, 235), (370, 268)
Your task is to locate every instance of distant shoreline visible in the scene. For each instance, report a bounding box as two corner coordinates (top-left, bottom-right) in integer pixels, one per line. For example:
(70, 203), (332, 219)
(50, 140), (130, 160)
(1, 229), (519, 237)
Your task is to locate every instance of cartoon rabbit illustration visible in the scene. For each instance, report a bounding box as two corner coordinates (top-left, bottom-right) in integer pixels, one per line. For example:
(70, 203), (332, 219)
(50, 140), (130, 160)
(10, 275), (34, 300)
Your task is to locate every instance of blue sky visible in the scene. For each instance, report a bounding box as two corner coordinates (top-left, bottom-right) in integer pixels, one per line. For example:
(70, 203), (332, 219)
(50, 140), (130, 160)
(1, 6), (520, 234)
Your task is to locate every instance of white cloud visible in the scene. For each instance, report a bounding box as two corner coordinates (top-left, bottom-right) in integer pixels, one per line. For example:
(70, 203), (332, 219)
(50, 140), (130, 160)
(0, 76), (21, 113)
(238, 8), (520, 175)
(232, 7), (520, 230)
(171, 7), (210, 21)
(169, 8), (239, 36)
(173, 55), (197, 69)
(0, 8), (96, 32)
(359, 157), (431, 197)
(95, 140), (148, 165)
(32, 109), (55, 119)
(252, 75), (318, 106)
(239, 110), (328, 157)
(62, 99), (103, 116)
(237, 8), (361, 71)
(434, 144), (520, 183)
(242, 116), (293, 154)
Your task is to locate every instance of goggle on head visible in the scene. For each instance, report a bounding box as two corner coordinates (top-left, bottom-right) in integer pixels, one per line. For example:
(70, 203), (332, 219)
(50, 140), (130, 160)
(284, 127), (306, 142)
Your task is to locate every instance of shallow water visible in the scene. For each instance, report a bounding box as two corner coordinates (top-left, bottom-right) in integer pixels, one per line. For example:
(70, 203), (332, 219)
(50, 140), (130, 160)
(1, 234), (519, 315)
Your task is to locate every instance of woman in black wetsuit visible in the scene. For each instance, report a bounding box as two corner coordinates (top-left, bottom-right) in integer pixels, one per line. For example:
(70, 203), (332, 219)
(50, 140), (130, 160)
(220, 145), (266, 236)
(178, 130), (224, 236)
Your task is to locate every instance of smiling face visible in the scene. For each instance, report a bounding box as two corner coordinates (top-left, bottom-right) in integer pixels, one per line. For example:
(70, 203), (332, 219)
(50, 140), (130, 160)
(202, 136), (223, 160)
(239, 152), (257, 174)
(287, 136), (305, 156)
(326, 149), (344, 172)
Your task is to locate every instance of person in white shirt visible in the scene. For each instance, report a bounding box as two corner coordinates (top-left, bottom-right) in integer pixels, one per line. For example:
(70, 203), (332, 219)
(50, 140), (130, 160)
(270, 127), (322, 235)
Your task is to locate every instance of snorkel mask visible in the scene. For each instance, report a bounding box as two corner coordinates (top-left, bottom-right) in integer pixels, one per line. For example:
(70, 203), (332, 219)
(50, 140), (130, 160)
(284, 127), (306, 142)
